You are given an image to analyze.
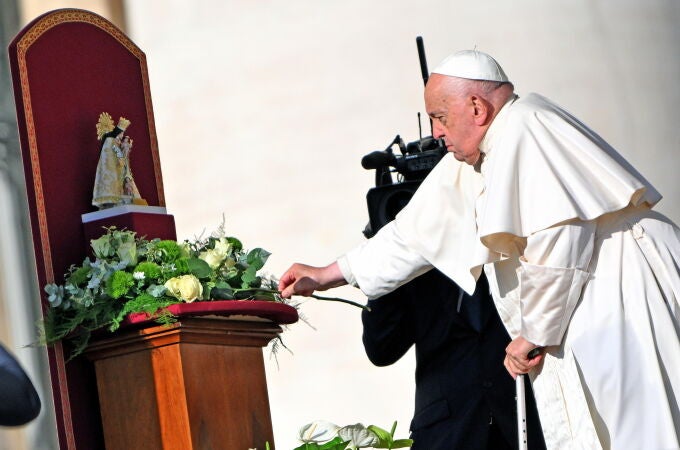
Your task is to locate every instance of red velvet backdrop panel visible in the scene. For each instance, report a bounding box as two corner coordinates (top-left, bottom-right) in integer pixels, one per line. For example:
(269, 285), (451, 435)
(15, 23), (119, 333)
(9, 9), (167, 449)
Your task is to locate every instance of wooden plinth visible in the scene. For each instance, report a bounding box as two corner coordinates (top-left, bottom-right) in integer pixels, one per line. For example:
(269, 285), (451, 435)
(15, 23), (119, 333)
(85, 317), (281, 450)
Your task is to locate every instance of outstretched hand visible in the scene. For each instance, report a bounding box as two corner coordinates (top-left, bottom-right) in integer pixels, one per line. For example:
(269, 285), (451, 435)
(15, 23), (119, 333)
(504, 336), (544, 379)
(278, 262), (347, 298)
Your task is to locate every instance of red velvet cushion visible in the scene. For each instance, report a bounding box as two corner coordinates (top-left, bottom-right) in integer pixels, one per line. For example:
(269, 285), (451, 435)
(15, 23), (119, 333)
(124, 300), (299, 326)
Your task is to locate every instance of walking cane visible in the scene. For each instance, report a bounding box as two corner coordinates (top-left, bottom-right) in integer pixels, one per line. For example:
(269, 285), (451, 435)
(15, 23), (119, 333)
(516, 374), (528, 450)
(517, 347), (542, 450)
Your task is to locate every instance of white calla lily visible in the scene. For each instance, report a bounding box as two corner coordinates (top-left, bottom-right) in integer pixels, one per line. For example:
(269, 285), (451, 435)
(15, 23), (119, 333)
(298, 420), (340, 443)
(338, 424), (380, 449)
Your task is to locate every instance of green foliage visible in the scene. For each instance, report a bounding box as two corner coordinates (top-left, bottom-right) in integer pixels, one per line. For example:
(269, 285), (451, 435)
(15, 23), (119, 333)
(67, 265), (91, 286)
(41, 226), (293, 359)
(133, 261), (161, 281)
(186, 257), (212, 279)
(151, 240), (182, 263)
(367, 423), (413, 449)
(293, 437), (351, 450)
(105, 271), (135, 299)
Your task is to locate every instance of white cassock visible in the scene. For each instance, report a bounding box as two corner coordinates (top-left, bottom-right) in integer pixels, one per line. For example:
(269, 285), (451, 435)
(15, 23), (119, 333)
(338, 93), (680, 449)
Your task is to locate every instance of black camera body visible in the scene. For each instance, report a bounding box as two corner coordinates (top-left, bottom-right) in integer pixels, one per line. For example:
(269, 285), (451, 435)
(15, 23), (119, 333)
(362, 134), (446, 238)
(361, 35), (446, 238)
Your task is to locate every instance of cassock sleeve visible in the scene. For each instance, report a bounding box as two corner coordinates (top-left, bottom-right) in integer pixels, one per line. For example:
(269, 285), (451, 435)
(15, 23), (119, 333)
(518, 219), (595, 347)
(337, 221), (433, 300)
(361, 289), (414, 367)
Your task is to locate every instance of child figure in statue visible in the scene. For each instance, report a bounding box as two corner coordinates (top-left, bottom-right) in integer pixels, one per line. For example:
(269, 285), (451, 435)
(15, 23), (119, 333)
(92, 113), (147, 209)
(120, 135), (144, 201)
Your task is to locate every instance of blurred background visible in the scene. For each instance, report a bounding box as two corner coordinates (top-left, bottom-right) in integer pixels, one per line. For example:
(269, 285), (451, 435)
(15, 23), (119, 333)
(0, 0), (678, 448)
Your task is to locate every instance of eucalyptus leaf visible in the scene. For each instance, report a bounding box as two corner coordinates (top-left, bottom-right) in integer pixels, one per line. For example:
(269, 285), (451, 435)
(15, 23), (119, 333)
(241, 266), (258, 288)
(234, 290), (254, 299)
(227, 237), (242, 251)
(116, 240), (138, 267)
(252, 290), (276, 301)
(91, 234), (113, 258)
(247, 248), (271, 271)
(147, 284), (167, 297)
(187, 257), (212, 279)
(210, 287), (234, 300)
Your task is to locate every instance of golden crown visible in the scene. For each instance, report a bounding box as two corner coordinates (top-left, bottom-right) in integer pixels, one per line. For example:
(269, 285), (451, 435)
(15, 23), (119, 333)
(117, 117), (131, 131)
(96, 113), (131, 140)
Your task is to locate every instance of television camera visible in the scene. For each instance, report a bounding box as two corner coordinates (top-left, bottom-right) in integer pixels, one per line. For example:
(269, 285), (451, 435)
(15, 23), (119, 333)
(362, 37), (447, 238)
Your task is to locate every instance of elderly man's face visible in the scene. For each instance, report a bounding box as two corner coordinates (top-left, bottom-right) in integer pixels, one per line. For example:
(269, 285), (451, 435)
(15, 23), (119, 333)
(425, 74), (484, 165)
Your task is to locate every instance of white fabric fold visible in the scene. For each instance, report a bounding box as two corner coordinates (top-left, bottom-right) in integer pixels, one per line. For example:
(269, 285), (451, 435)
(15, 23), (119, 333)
(478, 93), (661, 254)
(519, 261), (590, 346)
(392, 153), (492, 294)
(342, 221), (432, 299)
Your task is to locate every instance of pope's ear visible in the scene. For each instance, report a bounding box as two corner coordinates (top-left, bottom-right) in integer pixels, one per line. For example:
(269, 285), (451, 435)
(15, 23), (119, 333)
(470, 95), (490, 125)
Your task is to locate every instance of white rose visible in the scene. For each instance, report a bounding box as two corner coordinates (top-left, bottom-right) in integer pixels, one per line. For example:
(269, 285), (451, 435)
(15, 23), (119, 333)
(164, 275), (203, 302)
(199, 249), (223, 269)
(199, 238), (233, 269)
(214, 237), (232, 256)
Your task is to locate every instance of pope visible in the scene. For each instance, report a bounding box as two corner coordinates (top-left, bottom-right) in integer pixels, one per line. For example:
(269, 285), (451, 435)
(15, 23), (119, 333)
(279, 50), (680, 449)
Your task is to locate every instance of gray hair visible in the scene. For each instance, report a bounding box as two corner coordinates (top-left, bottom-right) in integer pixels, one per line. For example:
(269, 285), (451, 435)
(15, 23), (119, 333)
(445, 76), (515, 109)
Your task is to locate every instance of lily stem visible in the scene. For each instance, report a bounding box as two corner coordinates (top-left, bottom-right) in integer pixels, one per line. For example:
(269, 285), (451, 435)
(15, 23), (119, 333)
(233, 288), (371, 311)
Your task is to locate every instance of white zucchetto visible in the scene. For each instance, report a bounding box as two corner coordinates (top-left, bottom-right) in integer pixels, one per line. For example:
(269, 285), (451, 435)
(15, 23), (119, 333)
(432, 50), (509, 82)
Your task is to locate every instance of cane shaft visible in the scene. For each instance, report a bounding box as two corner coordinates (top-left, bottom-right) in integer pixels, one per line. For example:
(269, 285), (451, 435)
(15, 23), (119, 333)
(517, 374), (528, 450)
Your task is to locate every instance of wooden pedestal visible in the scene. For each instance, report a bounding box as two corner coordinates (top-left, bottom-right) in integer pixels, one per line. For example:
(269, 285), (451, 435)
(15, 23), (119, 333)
(85, 317), (281, 450)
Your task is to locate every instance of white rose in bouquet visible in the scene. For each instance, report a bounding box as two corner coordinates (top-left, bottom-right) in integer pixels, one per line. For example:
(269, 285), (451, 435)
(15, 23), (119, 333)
(199, 238), (233, 269)
(164, 274), (203, 302)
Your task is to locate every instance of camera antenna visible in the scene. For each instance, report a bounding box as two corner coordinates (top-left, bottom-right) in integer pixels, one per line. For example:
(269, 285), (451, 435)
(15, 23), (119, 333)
(416, 36), (429, 86)
(416, 36), (433, 135)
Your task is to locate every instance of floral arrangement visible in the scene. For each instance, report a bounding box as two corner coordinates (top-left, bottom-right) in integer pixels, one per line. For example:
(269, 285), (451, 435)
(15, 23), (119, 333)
(41, 225), (293, 358)
(294, 420), (412, 449)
